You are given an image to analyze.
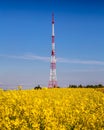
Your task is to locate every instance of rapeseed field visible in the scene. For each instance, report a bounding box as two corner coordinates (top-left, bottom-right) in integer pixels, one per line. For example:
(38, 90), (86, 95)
(0, 88), (104, 130)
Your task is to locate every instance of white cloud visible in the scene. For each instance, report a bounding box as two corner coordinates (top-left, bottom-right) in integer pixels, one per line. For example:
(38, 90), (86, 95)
(67, 69), (104, 72)
(57, 58), (104, 65)
(0, 54), (50, 62)
(0, 54), (104, 65)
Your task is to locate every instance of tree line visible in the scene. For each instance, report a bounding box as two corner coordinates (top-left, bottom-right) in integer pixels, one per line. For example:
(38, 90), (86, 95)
(34, 84), (104, 89)
(68, 84), (104, 88)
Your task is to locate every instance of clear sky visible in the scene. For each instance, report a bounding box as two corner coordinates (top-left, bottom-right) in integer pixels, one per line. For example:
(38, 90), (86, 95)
(0, 0), (104, 89)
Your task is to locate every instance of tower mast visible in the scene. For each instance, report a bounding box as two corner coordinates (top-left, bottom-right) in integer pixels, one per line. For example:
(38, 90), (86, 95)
(48, 13), (57, 88)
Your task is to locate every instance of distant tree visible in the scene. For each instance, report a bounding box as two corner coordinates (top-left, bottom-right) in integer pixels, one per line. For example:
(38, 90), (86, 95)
(68, 85), (77, 88)
(85, 84), (104, 88)
(34, 85), (42, 90)
(68, 84), (104, 88)
(98, 84), (103, 88)
(86, 85), (93, 88)
(78, 84), (83, 88)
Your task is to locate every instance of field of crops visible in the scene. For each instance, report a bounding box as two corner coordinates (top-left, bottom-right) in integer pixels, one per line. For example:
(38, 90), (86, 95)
(0, 88), (104, 130)
(96, 88), (104, 93)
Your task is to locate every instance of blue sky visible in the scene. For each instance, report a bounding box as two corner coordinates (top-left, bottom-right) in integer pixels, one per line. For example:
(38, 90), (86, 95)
(0, 0), (104, 89)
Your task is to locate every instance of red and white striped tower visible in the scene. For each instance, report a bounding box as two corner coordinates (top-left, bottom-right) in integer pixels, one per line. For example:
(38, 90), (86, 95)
(48, 13), (57, 88)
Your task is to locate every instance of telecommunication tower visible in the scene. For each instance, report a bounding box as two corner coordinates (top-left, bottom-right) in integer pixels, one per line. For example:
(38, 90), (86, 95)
(48, 13), (57, 88)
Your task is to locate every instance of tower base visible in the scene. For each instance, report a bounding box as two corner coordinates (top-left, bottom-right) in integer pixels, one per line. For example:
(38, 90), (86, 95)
(48, 81), (57, 88)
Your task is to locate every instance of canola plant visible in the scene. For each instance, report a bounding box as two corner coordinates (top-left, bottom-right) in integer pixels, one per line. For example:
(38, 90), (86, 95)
(0, 88), (104, 130)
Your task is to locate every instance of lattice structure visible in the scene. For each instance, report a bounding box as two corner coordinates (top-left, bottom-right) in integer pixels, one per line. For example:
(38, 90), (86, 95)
(48, 13), (57, 88)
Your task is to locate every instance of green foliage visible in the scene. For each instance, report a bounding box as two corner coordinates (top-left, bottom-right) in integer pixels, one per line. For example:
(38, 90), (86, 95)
(69, 85), (77, 88)
(34, 85), (42, 90)
(68, 84), (104, 88)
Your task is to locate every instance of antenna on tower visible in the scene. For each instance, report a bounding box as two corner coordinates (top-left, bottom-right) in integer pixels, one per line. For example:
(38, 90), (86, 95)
(52, 13), (54, 24)
(48, 13), (57, 88)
